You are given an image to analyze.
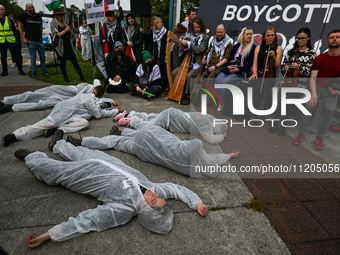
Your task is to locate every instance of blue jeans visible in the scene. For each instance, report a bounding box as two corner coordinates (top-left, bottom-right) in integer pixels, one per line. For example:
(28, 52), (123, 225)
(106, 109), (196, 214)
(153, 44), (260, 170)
(214, 72), (243, 105)
(299, 87), (338, 138)
(27, 40), (47, 73)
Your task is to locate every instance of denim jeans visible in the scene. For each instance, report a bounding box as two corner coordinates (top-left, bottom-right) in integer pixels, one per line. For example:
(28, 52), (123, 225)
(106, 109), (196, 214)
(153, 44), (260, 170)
(27, 40), (47, 73)
(299, 87), (338, 138)
(214, 72), (243, 105)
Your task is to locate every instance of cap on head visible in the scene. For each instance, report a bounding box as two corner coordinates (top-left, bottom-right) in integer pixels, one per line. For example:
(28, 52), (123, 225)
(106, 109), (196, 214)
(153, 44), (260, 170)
(141, 50), (152, 63)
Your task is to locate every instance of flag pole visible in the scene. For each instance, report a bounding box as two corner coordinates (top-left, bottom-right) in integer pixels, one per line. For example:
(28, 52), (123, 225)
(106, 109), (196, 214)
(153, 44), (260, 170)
(63, 0), (69, 24)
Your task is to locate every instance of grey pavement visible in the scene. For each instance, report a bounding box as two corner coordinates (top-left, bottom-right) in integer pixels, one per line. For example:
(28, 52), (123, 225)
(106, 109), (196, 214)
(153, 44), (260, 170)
(0, 77), (291, 254)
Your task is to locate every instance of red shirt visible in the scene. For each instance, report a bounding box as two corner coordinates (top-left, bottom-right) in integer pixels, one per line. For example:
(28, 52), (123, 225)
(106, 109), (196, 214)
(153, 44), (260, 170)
(311, 51), (340, 88)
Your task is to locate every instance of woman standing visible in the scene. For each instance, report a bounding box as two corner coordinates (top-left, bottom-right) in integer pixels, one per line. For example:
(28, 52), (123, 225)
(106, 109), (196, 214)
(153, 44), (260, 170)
(50, 8), (86, 82)
(147, 17), (168, 89)
(269, 27), (316, 136)
(248, 26), (283, 117)
(121, 13), (142, 65)
(215, 27), (256, 111)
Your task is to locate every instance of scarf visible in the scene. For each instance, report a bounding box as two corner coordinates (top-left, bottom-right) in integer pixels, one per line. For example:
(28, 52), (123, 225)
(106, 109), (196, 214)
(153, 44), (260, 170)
(189, 33), (204, 66)
(153, 27), (167, 58)
(234, 43), (247, 67)
(106, 20), (117, 42)
(206, 35), (231, 65)
(127, 25), (135, 41)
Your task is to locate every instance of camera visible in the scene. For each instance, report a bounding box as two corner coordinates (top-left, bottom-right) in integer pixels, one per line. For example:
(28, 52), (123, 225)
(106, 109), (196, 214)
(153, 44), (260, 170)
(230, 59), (240, 67)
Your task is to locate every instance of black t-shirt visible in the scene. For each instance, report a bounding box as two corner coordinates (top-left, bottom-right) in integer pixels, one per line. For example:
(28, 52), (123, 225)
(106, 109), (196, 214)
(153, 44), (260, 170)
(18, 12), (42, 41)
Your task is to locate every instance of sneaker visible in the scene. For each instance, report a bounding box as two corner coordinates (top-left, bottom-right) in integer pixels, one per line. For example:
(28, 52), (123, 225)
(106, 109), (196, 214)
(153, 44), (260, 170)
(217, 103), (224, 112)
(110, 126), (121, 135)
(0, 104), (13, 114)
(43, 72), (51, 76)
(19, 70), (26, 75)
(113, 110), (127, 122)
(315, 137), (324, 150)
(293, 134), (305, 145)
(181, 97), (190, 105)
(66, 135), (81, 147)
(14, 149), (33, 160)
(48, 129), (64, 151)
(1, 71), (9, 76)
(32, 72), (37, 77)
(12, 63), (17, 68)
(44, 127), (58, 137)
(118, 118), (131, 126)
(2, 134), (18, 147)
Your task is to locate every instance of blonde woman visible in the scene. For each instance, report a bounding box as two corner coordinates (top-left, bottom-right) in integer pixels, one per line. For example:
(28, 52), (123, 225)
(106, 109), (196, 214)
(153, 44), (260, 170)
(50, 8), (86, 82)
(215, 27), (256, 111)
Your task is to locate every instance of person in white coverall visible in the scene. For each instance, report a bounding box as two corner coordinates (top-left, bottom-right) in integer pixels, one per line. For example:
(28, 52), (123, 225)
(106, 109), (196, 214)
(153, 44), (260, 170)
(1, 92), (121, 146)
(0, 80), (107, 113)
(68, 124), (239, 177)
(115, 107), (228, 144)
(12, 139), (208, 248)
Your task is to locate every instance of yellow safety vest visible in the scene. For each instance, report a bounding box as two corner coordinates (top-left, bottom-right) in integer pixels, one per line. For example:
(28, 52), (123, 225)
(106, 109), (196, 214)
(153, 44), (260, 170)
(0, 16), (16, 43)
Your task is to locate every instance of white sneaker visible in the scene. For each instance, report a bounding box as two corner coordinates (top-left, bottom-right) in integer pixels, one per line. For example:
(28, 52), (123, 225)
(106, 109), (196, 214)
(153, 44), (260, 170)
(217, 103), (224, 112)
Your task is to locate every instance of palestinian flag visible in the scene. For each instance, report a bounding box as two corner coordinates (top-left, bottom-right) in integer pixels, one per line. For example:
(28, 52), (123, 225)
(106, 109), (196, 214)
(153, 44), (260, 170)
(121, 20), (136, 62)
(43, 0), (64, 11)
(101, 19), (110, 64)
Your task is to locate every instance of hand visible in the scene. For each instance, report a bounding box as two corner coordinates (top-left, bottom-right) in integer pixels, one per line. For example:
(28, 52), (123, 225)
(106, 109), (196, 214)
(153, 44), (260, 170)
(230, 67), (239, 73)
(208, 66), (215, 73)
(87, 27), (89, 31)
(308, 92), (318, 107)
(26, 232), (50, 248)
(24, 38), (29, 45)
(102, 39), (106, 43)
(196, 202), (208, 217)
(140, 27), (145, 33)
(328, 86), (340, 96)
(227, 65), (234, 70)
(65, 26), (71, 32)
(181, 40), (188, 47)
(202, 58), (207, 65)
(228, 150), (240, 158)
(142, 88), (146, 95)
(223, 132), (227, 138)
(127, 41), (134, 47)
(113, 75), (121, 82)
(98, 115), (103, 120)
(136, 86), (141, 92)
(249, 74), (258, 80)
(289, 63), (298, 69)
(268, 50), (275, 57)
(113, 101), (119, 106)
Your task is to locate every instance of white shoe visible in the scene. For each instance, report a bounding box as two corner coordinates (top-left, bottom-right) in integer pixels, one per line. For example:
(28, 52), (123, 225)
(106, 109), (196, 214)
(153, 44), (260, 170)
(217, 103), (224, 112)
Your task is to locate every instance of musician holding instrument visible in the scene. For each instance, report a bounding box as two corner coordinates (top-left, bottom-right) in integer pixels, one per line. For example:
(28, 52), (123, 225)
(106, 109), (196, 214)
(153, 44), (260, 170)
(293, 29), (340, 150)
(269, 27), (316, 136)
(171, 17), (209, 105)
(215, 27), (256, 111)
(248, 26), (283, 116)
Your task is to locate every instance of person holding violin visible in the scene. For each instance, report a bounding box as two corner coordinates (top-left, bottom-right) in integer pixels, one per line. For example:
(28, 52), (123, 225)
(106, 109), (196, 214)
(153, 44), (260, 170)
(249, 26), (283, 118)
(269, 27), (316, 136)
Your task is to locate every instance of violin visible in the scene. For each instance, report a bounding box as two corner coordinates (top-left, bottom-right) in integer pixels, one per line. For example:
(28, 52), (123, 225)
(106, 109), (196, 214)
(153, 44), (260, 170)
(258, 44), (276, 78)
(279, 50), (300, 88)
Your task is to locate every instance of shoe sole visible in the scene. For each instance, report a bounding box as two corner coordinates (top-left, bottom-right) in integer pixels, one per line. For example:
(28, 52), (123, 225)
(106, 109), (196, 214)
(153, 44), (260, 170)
(114, 111), (127, 122)
(293, 141), (303, 146)
(315, 145), (324, 150)
(1, 137), (7, 147)
(48, 131), (64, 151)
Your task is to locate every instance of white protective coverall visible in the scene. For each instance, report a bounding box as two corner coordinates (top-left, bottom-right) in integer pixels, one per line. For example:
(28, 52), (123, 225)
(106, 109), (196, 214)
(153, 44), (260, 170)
(81, 125), (230, 177)
(128, 107), (228, 144)
(13, 93), (118, 141)
(23, 139), (202, 240)
(3, 83), (94, 112)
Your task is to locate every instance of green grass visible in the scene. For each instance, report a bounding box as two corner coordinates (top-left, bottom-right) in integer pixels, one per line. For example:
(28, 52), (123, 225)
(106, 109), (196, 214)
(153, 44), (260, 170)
(29, 50), (106, 86)
(242, 197), (269, 215)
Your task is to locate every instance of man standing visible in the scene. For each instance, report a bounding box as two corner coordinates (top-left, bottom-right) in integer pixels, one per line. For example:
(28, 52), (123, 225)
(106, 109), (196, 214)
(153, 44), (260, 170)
(79, 20), (91, 60)
(172, 17), (209, 104)
(18, 3), (50, 77)
(293, 29), (340, 150)
(181, 7), (196, 35)
(0, 5), (26, 76)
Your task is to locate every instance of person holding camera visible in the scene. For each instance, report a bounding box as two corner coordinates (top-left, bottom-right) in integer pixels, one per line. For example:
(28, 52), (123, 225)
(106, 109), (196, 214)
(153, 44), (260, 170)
(50, 8), (86, 82)
(214, 27), (256, 111)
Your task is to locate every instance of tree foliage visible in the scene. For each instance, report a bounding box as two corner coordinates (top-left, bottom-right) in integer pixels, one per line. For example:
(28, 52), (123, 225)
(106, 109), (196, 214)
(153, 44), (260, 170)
(2, 0), (25, 19)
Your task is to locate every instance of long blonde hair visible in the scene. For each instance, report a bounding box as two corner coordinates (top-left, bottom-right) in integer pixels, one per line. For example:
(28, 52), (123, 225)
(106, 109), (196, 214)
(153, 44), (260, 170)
(54, 16), (67, 27)
(237, 27), (254, 58)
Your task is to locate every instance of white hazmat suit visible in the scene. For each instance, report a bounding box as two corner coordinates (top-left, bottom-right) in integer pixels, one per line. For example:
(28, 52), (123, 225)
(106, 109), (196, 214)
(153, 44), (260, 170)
(23, 139), (203, 241)
(13, 93), (119, 141)
(81, 125), (230, 177)
(128, 107), (228, 144)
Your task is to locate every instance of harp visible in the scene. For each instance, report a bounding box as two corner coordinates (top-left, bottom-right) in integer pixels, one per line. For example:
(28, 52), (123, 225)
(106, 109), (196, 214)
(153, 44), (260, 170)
(165, 31), (191, 104)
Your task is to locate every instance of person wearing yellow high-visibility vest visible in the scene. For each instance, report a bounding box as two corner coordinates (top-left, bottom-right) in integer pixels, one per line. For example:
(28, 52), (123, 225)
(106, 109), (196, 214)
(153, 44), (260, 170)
(0, 5), (25, 76)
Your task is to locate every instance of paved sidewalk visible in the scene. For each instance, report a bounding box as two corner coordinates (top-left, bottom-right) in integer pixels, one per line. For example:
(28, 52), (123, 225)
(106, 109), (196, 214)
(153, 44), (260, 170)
(0, 75), (339, 254)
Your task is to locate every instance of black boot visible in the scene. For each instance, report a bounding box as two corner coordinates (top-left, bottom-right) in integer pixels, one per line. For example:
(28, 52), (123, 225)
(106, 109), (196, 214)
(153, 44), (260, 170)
(0, 101), (4, 108)
(44, 127), (58, 137)
(66, 135), (81, 146)
(110, 126), (121, 136)
(0, 104), (13, 114)
(14, 149), (33, 160)
(278, 126), (286, 136)
(2, 134), (18, 147)
(48, 129), (64, 151)
(268, 122), (279, 133)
